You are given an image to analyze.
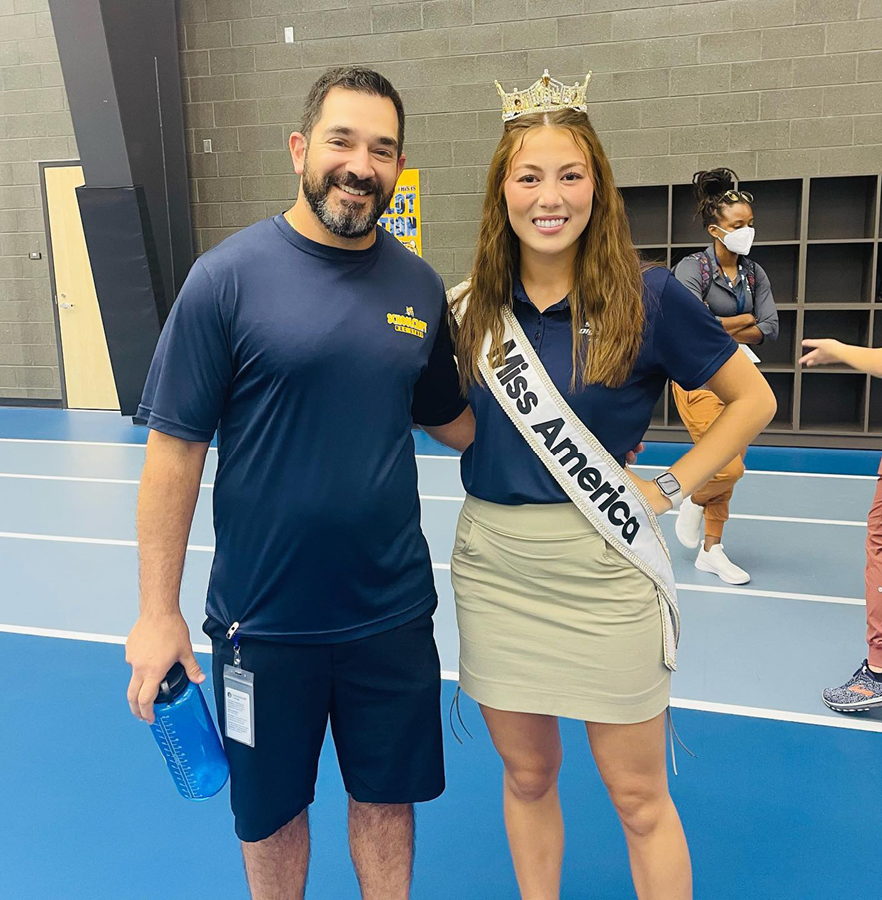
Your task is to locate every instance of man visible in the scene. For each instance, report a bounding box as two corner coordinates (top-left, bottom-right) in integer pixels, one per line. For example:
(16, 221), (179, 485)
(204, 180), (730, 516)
(125, 67), (474, 900)
(800, 337), (882, 713)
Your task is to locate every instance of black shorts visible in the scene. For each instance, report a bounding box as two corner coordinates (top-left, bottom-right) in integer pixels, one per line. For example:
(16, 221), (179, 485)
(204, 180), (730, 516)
(206, 610), (445, 843)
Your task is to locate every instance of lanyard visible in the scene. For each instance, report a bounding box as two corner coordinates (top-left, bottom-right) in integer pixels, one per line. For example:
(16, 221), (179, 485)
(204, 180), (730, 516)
(720, 265), (749, 315)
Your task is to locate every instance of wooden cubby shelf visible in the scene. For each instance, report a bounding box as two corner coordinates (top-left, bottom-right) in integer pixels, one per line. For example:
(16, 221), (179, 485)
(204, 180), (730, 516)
(620, 173), (882, 449)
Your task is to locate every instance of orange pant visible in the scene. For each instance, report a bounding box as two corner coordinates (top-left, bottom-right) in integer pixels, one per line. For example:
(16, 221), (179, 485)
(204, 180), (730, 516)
(865, 474), (882, 668)
(671, 384), (746, 540)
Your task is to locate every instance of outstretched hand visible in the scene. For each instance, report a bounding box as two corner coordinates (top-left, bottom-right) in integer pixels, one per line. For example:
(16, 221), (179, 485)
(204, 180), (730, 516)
(799, 338), (843, 368)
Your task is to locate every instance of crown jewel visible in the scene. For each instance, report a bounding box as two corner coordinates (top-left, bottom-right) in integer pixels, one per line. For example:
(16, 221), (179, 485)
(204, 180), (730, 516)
(495, 69), (592, 122)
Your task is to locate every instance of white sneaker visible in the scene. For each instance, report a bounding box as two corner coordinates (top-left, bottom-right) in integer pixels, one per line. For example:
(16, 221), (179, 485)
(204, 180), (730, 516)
(675, 495), (703, 549)
(695, 544), (750, 585)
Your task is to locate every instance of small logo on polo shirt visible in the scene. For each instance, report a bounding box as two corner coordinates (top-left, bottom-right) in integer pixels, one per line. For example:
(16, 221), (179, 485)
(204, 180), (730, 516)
(387, 306), (428, 339)
(579, 321), (592, 335)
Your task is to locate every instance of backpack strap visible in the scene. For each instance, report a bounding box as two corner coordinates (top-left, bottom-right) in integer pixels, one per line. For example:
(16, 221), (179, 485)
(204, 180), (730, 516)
(697, 250), (712, 299)
(742, 256), (757, 295)
(673, 251), (712, 305)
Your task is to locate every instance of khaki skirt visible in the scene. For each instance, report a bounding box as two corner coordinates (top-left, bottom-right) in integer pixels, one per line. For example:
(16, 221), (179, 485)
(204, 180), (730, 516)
(450, 494), (670, 725)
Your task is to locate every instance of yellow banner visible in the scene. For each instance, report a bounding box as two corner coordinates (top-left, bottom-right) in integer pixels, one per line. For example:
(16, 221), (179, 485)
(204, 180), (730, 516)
(379, 168), (421, 256)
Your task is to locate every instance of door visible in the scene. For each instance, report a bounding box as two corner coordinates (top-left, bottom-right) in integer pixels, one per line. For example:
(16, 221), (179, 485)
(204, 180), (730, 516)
(45, 165), (119, 410)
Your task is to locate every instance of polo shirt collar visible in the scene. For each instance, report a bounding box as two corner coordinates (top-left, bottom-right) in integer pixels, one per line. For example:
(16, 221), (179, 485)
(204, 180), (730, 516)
(512, 274), (570, 313)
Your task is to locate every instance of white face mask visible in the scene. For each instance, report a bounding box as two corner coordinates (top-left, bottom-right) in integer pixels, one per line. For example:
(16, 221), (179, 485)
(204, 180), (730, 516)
(712, 224), (755, 255)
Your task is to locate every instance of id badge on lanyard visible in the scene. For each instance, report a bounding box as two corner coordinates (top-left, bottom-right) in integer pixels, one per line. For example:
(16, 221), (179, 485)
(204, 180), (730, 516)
(223, 622), (255, 748)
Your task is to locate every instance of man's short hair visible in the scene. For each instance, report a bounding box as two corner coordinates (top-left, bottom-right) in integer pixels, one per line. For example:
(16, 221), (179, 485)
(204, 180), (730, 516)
(301, 67), (405, 156)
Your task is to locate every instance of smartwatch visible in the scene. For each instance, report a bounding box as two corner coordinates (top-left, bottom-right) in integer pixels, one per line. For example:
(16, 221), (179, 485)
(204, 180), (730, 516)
(654, 471), (683, 510)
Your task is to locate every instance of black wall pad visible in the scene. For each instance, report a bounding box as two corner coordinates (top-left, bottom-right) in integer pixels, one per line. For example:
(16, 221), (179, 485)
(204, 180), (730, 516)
(47, 0), (193, 413)
(77, 187), (165, 417)
(48, 0), (193, 312)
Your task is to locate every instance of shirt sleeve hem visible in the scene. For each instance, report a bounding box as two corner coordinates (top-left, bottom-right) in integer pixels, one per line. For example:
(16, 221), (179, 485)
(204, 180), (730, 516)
(138, 407), (216, 443)
(413, 396), (469, 428)
(676, 342), (739, 392)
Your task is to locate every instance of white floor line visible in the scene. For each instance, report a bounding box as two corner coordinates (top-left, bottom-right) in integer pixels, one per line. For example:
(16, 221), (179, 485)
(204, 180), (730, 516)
(668, 697), (882, 733)
(0, 437), (148, 449)
(0, 531), (215, 552)
(629, 464), (878, 481)
(0, 472), (141, 486)
(417, 454), (879, 480)
(2, 622), (879, 733)
(416, 495), (868, 528)
(0, 472), (214, 488)
(0, 440), (876, 480)
(0, 532), (866, 606)
(725, 512), (866, 527)
(674, 583), (864, 606)
(0, 473), (869, 527)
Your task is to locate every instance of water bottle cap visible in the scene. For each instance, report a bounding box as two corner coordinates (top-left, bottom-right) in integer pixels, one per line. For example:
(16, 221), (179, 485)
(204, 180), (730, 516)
(154, 662), (190, 705)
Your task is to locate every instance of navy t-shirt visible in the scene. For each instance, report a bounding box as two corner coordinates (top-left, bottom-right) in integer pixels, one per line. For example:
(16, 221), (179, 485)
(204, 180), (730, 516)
(138, 215), (466, 642)
(462, 267), (738, 504)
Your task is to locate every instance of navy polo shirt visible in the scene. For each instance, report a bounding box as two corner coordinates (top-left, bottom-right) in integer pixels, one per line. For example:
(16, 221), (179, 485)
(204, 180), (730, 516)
(138, 215), (466, 642)
(461, 266), (737, 505)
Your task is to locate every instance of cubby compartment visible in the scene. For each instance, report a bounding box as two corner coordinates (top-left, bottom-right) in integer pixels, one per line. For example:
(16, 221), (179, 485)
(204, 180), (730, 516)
(756, 308), (796, 366)
(763, 372), (794, 429)
(748, 244), (799, 304)
(805, 243), (874, 304)
(638, 247), (668, 266)
(667, 383), (684, 428)
(799, 372), (867, 432)
(876, 253), (882, 303)
(869, 379), (882, 433)
(621, 185), (668, 246)
(670, 246), (704, 273)
(808, 176), (877, 240)
(738, 178), (802, 242)
(651, 391), (666, 427)
(803, 309), (870, 352)
(671, 183), (708, 245)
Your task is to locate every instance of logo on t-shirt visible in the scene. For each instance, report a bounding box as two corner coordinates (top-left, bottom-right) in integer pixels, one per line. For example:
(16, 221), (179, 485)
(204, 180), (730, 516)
(387, 306), (428, 339)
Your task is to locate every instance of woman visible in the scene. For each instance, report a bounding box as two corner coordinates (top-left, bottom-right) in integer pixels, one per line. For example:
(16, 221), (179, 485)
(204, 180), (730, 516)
(672, 169), (779, 585)
(449, 75), (776, 899)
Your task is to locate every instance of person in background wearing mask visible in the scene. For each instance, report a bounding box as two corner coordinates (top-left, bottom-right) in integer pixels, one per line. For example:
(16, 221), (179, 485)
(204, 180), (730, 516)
(671, 168), (779, 585)
(800, 337), (882, 713)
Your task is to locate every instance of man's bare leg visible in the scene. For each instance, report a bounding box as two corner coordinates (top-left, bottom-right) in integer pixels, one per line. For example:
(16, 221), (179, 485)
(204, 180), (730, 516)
(348, 798), (414, 900)
(241, 809), (310, 900)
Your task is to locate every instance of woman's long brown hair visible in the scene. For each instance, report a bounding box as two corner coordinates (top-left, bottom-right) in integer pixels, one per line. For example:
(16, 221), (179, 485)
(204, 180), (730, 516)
(452, 108), (644, 391)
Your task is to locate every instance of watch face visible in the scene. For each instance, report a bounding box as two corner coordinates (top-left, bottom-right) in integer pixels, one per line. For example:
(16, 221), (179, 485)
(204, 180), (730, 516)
(656, 473), (680, 496)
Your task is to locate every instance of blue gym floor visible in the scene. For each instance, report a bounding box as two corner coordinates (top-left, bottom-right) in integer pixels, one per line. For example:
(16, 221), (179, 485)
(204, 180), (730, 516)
(2, 408), (881, 899)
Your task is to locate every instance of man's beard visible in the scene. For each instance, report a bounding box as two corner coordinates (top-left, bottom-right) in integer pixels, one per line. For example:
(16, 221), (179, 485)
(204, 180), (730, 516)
(301, 158), (394, 239)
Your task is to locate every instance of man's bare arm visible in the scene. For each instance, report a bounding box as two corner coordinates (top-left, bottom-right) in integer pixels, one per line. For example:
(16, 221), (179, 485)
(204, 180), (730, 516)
(125, 430), (210, 724)
(420, 406), (475, 452)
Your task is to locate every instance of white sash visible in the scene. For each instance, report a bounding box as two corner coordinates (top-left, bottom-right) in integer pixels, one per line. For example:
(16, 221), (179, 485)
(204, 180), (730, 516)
(448, 281), (680, 670)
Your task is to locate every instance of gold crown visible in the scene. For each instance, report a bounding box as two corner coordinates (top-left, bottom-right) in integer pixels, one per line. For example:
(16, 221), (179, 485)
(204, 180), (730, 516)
(495, 69), (592, 122)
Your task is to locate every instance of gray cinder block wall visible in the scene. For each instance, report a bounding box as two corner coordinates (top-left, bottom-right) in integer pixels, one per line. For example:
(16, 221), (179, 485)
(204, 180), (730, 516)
(2, 0), (882, 401)
(0, 0), (73, 400)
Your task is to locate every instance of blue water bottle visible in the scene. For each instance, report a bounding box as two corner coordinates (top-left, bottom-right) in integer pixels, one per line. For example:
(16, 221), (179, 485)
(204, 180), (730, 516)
(150, 662), (229, 800)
